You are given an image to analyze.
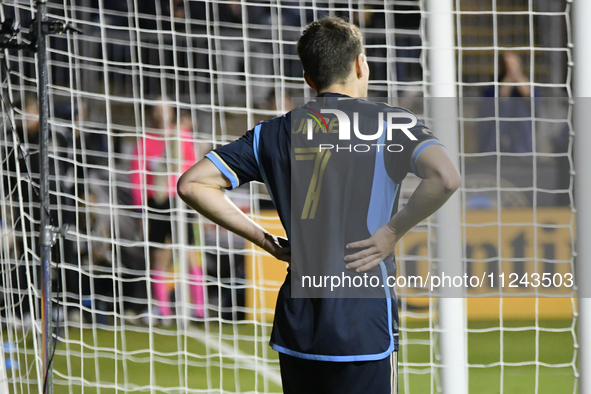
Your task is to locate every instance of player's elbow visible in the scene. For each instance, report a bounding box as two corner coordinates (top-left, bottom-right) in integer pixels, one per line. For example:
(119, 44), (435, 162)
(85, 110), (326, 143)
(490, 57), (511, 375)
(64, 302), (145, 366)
(178, 159), (232, 208)
(440, 165), (461, 195)
(416, 145), (461, 195)
(177, 170), (205, 205)
(177, 173), (194, 204)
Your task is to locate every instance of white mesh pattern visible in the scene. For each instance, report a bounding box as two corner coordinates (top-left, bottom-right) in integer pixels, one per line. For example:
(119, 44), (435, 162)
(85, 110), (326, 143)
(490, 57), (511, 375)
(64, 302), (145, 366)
(0, 1), (575, 393)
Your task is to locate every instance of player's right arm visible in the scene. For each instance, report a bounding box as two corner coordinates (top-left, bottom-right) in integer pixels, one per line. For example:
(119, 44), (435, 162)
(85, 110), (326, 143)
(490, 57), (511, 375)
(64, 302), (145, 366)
(177, 157), (291, 263)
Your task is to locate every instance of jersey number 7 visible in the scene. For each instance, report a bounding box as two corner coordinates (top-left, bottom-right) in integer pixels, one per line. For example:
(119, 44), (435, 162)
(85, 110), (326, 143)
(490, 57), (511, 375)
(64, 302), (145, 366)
(294, 148), (332, 220)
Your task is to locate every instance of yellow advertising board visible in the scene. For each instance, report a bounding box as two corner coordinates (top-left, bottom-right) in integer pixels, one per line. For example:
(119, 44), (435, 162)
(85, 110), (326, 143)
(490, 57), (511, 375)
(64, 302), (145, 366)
(245, 208), (576, 322)
(244, 211), (289, 322)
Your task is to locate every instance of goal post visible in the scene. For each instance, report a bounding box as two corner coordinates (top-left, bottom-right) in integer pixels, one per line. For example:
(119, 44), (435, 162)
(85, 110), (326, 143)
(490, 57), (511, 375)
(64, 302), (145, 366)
(573, 1), (591, 393)
(36, 1), (56, 392)
(424, 1), (468, 394)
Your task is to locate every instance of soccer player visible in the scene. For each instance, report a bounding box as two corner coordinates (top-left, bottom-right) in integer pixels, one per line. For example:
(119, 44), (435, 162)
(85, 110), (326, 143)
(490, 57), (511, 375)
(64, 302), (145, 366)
(130, 98), (204, 322)
(178, 16), (460, 394)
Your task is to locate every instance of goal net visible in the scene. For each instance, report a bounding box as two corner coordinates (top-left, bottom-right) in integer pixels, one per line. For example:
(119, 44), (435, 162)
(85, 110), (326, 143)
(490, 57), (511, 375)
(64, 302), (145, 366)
(0, 0), (575, 393)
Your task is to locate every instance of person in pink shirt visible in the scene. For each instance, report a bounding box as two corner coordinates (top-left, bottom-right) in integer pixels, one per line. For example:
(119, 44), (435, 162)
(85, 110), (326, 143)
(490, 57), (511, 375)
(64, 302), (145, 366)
(130, 98), (204, 323)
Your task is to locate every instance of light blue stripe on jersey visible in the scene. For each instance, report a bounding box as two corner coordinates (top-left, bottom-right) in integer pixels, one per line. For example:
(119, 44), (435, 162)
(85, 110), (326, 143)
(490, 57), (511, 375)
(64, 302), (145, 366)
(253, 123), (262, 165)
(205, 152), (239, 189)
(271, 340), (394, 362)
(410, 140), (444, 176)
(253, 123), (276, 204)
(367, 122), (398, 234)
(366, 121), (397, 356)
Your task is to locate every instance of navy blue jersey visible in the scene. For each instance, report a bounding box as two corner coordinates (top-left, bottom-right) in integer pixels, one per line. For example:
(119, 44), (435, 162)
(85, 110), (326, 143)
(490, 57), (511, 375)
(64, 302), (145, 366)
(206, 93), (441, 361)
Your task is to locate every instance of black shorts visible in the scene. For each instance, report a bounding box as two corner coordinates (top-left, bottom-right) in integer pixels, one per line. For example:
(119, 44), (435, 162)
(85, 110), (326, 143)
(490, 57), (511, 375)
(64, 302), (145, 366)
(279, 352), (398, 394)
(147, 198), (195, 245)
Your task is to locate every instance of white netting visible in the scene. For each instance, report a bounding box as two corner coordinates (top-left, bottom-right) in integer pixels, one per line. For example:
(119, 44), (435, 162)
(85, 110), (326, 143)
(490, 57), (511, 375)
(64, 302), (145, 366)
(0, 0), (575, 393)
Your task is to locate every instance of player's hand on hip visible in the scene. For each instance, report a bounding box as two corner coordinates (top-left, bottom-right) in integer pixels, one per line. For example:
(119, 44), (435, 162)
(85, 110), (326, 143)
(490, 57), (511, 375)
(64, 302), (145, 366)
(344, 225), (399, 272)
(261, 232), (291, 264)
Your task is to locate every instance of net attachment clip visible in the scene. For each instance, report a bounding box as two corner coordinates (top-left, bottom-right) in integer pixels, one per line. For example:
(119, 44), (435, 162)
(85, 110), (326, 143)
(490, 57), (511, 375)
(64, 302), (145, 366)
(0, 17), (81, 51)
(41, 224), (69, 248)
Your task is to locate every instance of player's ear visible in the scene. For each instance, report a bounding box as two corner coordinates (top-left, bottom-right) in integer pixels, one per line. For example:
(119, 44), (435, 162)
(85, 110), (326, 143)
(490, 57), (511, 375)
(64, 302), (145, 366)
(355, 53), (368, 79)
(303, 73), (317, 92)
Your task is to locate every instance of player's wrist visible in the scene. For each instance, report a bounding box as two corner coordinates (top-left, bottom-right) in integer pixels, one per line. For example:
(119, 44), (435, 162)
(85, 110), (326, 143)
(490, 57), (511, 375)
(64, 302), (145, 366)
(258, 231), (274, 251)
(387, 212), (411, 240)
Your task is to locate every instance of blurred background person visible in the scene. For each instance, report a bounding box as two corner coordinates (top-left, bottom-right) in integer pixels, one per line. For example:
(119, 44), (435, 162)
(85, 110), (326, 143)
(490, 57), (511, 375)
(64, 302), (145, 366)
(479, 51), (538, 153)
(129, 97), (204, 323)
(54, 100), (150, 324)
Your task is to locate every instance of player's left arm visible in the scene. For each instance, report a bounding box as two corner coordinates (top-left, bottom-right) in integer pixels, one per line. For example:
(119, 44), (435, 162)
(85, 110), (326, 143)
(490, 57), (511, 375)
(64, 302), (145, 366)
(178, 158), (291, 263)
(344, 144), (460, 272)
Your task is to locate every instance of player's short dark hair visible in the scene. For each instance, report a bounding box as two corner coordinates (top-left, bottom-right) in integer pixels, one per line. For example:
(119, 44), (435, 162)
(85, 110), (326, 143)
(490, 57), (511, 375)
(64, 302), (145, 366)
(297, 16), (364, 92)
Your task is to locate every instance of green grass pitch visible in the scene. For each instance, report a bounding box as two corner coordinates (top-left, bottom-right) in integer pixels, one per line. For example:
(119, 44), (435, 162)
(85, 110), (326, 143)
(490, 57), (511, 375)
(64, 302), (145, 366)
(8, 319), (575, 393)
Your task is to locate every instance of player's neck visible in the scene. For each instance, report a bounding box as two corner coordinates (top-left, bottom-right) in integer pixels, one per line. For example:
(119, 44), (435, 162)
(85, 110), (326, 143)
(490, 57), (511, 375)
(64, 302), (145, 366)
(318, 83), (366, 99)
(317, 66), (368, 98)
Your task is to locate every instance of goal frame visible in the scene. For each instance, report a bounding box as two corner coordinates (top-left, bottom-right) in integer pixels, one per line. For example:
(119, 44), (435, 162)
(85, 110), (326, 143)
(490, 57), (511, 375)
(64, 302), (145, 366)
(573, 1), (591, 393)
